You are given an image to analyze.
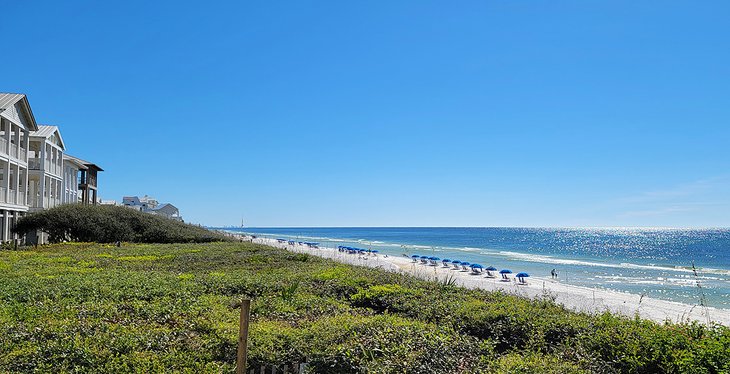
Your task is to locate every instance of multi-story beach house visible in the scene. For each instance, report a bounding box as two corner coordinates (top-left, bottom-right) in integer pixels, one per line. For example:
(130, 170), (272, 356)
(0, 93), (36, 242)
(62, 155), (86, 204)
(28, 125), (65, 211)
(0, 92), (105, 244)
(66, 155), (102, 205)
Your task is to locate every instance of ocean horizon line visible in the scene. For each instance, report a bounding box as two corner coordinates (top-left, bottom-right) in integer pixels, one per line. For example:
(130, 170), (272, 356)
(213, 225), (730, 230)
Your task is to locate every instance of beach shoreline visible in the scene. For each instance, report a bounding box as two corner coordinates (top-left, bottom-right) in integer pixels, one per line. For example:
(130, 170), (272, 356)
(245, 235), (730, 325)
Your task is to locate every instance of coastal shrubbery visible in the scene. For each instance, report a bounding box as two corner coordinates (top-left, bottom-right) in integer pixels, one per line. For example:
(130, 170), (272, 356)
(13, 204), (229, 243)
(0, 242), (728, 373)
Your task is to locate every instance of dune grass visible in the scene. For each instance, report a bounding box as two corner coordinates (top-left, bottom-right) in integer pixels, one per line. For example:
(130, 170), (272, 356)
(0, 242), (728, 373)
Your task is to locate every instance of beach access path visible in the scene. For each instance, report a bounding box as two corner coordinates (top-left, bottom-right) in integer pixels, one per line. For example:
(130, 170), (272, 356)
(250, 237), (730, 326)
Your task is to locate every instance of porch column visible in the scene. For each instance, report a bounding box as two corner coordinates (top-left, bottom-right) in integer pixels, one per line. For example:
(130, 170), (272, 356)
(22, 167), (28, 206)
(0, 210), (6, 241)
(2, 161), (8, 203)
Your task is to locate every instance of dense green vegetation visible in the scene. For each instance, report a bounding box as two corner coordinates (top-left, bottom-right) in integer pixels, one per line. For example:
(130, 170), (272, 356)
(1, 242), (728, 373)
(14, 204), (229, 243)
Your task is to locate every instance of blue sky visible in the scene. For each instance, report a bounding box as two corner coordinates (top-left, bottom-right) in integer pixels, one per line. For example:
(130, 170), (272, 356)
(3, 1), (729, 227)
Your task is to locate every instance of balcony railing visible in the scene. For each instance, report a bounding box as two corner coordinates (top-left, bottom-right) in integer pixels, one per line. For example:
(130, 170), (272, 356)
(0, 138), (6, 154)
(41, 160), (61, 175)
(19, 148), (26, 161)
(0, 187), (5, 203)
(30, 196), (42, 209)
(8, 190), (16, 205)
(10, 144), (17, 159)
(29, 158), (41, 170)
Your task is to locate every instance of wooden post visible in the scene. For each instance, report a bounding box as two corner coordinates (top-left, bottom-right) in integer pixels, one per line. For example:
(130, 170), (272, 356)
(236, 299), (251, 374)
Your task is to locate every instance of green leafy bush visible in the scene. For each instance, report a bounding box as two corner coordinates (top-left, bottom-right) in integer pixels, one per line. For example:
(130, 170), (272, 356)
(14, 204), (230, 243)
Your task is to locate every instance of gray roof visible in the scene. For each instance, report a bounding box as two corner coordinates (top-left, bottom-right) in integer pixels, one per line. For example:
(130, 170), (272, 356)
(31, 125), (66, 149)
(0, 93), (38, 130)
(0, 93), (24, 110)
(63, 154), (89, 170)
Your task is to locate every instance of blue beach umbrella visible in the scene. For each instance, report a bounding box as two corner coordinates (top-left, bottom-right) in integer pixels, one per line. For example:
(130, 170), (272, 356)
(420, 255), (429, 259)
(451, 260), (461, 264)
(411, 254), (420, 258)
(499, 269), (513, 274)
(429, 256), (440, 261)
(442, 258), (451, 262)
(516, 272), (529, 278)
(460, 262), (471, 266)
(485, 266), (497, 271)
(471, 264), (483, 269)
(371, 250), (379, 253)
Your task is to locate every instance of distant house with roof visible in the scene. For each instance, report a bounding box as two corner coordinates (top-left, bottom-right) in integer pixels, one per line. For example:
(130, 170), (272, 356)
(122, 195), (182, 221)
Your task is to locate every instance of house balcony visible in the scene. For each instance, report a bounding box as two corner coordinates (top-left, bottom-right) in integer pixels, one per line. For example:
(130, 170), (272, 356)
(0, 138), (6, 154)
(45, 163), (61, 175)
(19, 147), (26, 161)
(29, 158), (41, 170)
(30, 196), (61, 209)
(7, 190), (18, 205)
(10, 144), (17, 159)
(30, 196), (42, 209)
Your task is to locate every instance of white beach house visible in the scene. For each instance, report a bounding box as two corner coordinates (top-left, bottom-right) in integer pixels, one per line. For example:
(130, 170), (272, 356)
(0, 92), (105, 244)
(0, 93), (35, 242)
(64, 155), (102, 205)
(62, 155), (86, 204)
(28, 125), (65, 211)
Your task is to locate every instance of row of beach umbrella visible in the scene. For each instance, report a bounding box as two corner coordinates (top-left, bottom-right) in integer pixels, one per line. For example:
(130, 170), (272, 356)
(410, 254), (530, 283)
(337, 246), (379, 256)
(275, 239), (527, 283)
(279, 239), (320, 249)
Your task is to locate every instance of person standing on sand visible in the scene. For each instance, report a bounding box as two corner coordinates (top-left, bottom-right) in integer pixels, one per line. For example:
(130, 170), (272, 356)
(551, 269), (558, 279)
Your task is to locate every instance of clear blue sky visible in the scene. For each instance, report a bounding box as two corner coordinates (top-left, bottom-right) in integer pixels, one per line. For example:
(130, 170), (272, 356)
(3, 1), (729, 227)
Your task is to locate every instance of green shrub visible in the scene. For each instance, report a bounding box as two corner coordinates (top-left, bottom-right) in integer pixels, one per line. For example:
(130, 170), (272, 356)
(14, 204), (230, 244)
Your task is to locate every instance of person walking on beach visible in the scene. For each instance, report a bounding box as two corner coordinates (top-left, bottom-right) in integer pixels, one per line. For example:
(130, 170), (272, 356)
(551, 269), (558, 279)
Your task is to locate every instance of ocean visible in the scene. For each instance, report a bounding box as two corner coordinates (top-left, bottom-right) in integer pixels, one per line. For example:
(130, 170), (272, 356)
(225, 227), (730, 309)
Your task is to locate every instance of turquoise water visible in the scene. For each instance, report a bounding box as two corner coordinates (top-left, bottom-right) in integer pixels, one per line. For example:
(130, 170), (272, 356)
(225, 227), (730, 309)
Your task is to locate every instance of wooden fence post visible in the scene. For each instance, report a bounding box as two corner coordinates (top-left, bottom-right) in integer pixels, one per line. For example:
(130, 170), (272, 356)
(236, 299), (252, 374)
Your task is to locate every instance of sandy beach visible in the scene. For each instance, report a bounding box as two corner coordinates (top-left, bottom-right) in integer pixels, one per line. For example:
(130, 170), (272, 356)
(249, 236), (730, 325)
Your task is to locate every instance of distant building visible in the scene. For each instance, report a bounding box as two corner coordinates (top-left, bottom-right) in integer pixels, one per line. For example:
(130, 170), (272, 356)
(123, 195), (182, 221)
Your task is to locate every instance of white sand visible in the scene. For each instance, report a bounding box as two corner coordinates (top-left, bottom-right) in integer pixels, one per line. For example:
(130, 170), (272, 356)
(248, 236), (730, 325)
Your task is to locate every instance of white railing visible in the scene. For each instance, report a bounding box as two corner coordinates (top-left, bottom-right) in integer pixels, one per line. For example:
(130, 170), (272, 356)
(30, 196), (42, 209)
(8, 190), (16, 204)
(19, 148), (26, 161)
(0, 138), (6, 154)
(10, 144), (18, 159)
(0, 187), (5, 203)
(17, 191), (25, 206)
(28, 158), (41, 170)
(45, 162), (62, 176)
